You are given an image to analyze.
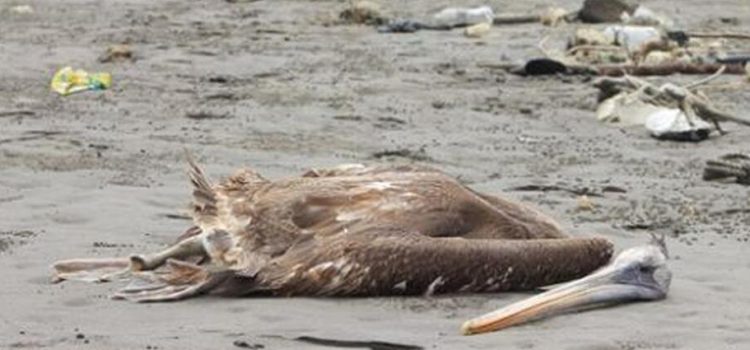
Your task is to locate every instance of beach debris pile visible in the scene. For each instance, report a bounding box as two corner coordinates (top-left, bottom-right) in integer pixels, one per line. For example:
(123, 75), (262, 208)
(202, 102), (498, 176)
(703, 153), (750, 185)
(364, 0), (672, 33)
(512, 24), (750, 77)
(335, 1), (750, 145)
(50, 67), (112, 96)
(486, 0), (750, 77)
(562, 24), (750, 69)
(593, 68), (750, 141)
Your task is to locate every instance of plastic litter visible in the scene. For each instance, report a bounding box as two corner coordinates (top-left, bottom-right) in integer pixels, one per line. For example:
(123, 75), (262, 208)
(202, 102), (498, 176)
(50, 67), (112, 96)
(464, 22), (491, 38)
(621, 6), (673, 28)
(589, 72), (750, 142)
(431, 6), (494, 28)
(596, 93), (664, 126)
(602, 25), (662, 51)
(9, 5), (33, 14)
(645, 108), (711, 141)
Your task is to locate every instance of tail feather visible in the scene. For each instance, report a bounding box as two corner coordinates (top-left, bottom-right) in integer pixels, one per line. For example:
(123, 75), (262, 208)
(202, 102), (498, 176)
(185, 151), (218, 219)
(113, 259), (228, 302)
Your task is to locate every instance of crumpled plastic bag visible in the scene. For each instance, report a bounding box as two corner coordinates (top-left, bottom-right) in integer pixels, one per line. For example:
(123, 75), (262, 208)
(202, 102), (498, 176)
(645, 108), (711, 142)
(596, 92), (664, 126)
(602, 26), (662, 51)
(431, 6), (494, 28)
(50, 67), (112, 96)
(621, 6), (674, 29)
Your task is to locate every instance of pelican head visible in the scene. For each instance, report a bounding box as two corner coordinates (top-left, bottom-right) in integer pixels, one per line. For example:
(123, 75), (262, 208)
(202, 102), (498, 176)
(462, 242), (672, 335)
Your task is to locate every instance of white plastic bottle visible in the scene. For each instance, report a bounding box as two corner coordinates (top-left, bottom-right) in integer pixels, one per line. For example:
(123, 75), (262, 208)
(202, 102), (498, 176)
(431, 6), (495, 28)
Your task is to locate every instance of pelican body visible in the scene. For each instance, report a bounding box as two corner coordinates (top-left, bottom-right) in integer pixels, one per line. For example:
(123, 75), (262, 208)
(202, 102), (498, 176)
(53, 160), (670, 334)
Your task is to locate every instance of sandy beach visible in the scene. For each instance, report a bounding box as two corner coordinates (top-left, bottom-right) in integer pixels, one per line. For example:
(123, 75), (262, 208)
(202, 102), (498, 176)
(1, 0), (750, 348)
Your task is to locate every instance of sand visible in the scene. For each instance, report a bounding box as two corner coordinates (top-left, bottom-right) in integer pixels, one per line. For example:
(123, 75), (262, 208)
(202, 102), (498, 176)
(1, 0), (750, 348)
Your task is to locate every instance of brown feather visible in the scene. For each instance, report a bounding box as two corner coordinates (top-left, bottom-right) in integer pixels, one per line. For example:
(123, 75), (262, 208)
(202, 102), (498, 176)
(256, 225), (612, 296)
(185, 153), (218, 224)
(208, 164), (611, 297)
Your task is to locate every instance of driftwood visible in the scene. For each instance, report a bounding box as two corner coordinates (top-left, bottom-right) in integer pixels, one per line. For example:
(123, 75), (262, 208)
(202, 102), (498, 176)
(0, 110), (35, 118)
(595, 62), (747, 76)
(704, 153), (750, 185)
(520, 26), (750, 77)
(686, 32), (750, 40)
(507, 184), (627, 197)
(515, 34), (748, 77)
(492, 14), (540, 25)
(508, 59), (746, 77)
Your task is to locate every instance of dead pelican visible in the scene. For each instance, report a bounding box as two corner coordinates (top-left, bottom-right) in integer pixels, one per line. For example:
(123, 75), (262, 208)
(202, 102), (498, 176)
(53, 159), (670, 333)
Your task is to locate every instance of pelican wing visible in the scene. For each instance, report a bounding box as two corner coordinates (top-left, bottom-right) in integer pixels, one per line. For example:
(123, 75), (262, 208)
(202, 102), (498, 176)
(255, 225), (613, 296)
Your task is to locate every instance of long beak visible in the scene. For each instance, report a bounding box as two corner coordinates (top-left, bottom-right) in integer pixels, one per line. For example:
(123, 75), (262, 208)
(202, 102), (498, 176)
(461, 266), (649, 335)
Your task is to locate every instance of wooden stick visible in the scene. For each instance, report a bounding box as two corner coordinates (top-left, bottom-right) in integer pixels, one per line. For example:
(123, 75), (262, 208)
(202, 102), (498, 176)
(699, 82), (748, 92)
(493, 14), (539, 25)
(684, 65), (727, 89)
(690, 97), (750, 127)
(476, 62), (519, 70)
(0, 110), (35, 117)
(686, 32), (750, 40)
(566, 45), (626, 56)
(596, 62), (746, 76)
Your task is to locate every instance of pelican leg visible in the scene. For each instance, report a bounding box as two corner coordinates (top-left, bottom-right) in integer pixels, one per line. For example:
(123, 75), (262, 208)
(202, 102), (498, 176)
(129, 234), (207, 271)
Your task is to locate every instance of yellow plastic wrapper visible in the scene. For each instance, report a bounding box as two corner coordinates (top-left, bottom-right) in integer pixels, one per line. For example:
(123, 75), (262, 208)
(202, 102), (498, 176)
(50, 67), (112, 96)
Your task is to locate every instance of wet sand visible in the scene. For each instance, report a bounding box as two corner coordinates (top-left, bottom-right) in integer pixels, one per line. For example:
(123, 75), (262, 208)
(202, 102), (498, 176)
(1, 0), (750, 348)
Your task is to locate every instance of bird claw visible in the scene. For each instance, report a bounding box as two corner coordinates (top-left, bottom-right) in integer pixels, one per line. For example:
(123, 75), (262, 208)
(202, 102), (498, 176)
(128, 254), (149, 271)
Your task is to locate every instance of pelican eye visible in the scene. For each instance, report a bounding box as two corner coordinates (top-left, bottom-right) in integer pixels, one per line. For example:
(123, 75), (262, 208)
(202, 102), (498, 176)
(638, 265), (653, 274)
